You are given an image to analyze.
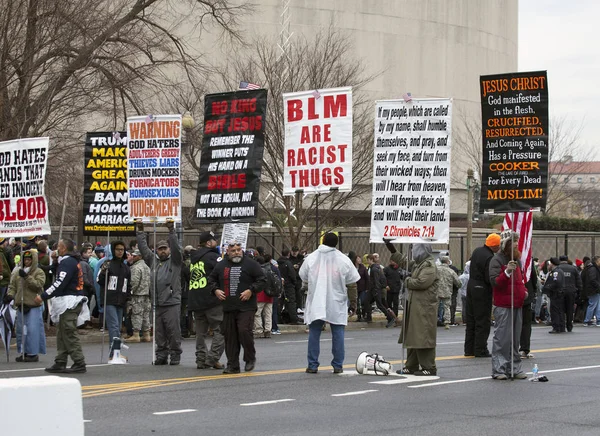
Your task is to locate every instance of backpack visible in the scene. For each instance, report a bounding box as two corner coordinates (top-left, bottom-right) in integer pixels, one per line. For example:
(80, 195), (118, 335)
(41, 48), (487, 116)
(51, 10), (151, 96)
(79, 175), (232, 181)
(262, 264), (282, 298)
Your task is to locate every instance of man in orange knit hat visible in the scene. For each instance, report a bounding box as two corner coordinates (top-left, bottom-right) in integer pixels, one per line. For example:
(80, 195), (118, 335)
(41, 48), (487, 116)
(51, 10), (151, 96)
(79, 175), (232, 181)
(464, 233), (501, 357)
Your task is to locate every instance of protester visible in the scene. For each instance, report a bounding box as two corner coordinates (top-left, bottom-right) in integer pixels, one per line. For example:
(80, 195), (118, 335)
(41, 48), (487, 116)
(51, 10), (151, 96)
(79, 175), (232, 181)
(464, 233), (501, 358)
(582, 256), (600, 326)
(365, 253), (396, 327)
(97, 241), (131, 356)
(208, 242), (266, 374)
(36, 238), (89, 374)
(289, 246), (305, 309)
(277, 248), (300, 324)
(519, 258), (537, 359)
(489, 231), (528, 380)
(437, 256), (461, 330)
(0, 237), (15, 302)
(300, 232), (359, 374)
(384, 256), (405, 317)
(542, 257), (566, 333)
(188, 231), (224, 370)
(125, 249), (152, 343)
(79, 243), (95, 314)
(557, 255), (582, 332)
(4, 249), (46, 362)
(255, 254), (276, 339)
(137, 219), (183, 365)
(348, 251), (369, 322)
(458, 261), (470, 324)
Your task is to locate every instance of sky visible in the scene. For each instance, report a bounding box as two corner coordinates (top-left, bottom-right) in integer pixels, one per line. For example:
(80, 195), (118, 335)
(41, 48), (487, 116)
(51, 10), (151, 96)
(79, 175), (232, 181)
(519, 0), (600, 153)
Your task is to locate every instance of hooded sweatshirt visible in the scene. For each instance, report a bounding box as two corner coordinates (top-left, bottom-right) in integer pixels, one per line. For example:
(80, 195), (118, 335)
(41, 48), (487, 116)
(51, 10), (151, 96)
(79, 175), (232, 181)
(7, 249), (46, 307)
(97, 244), (131, 307)
(187, 246), (221, 311)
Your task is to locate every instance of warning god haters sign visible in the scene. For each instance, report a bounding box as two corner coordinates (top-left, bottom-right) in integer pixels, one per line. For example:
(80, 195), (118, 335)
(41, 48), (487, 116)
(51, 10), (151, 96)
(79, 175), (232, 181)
(0, 137), (51, 237)
(194, 89), (267, 223)
(83, 132), (134, 235)
(127, 114), (182, 222)
(283, 87), (352, 195)
(369, 98), (452, 244)
(479, 71), (549, 213)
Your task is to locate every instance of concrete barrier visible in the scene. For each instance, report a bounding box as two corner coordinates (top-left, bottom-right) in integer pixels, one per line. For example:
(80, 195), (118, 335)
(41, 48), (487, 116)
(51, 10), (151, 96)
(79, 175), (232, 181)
(0, 376), (83, 436)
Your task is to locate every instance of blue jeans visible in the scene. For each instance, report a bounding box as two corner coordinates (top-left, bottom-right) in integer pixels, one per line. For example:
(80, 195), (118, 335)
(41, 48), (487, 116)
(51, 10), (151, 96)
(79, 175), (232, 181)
(104, 305), (124, 354)
(584, 294), (600, 324)
(307, 320), (345, 370)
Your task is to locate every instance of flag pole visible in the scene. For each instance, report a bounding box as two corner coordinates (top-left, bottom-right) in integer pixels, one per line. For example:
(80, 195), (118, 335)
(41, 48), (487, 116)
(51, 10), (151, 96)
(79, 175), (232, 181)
(510, 217), (515, 379)
(152, 220), (157, 364)
(19, 251), (25, 361)
(400, 245), (410, 374)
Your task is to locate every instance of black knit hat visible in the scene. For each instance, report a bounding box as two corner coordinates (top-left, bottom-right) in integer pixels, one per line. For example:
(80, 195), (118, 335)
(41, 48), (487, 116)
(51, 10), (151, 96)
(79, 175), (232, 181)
(323, 232), (338, 248)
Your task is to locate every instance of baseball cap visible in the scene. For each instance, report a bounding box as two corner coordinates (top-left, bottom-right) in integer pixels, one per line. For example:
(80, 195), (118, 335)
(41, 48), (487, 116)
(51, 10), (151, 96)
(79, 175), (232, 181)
(156, 240), (169, 249)
(131, 249), (142, 256)
(199, 231), (217, 244)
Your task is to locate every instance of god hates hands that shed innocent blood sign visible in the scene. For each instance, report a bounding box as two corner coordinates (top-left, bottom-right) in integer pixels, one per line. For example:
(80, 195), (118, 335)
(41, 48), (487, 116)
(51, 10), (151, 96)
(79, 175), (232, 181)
(283, 87), (352, 195)
(0, 137), (51, 237)
(127, 114), (182, 223)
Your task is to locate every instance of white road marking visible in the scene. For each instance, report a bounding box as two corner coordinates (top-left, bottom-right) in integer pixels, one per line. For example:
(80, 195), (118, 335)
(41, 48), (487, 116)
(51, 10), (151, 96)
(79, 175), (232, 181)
(409, 364), (600, 389)
(331, 389), (378, 397)
(275, 338), (354, 344)
(240, 399), (295, 406)
(83, 420), (92, 423)
(0, 363), (111, 374)
(370, 374), (440, 384)
(153, 409), (197, 415)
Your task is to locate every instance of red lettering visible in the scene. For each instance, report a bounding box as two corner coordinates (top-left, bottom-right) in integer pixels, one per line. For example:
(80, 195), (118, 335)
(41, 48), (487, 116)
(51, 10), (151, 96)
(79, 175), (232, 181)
(0, 197), (46, 221)
(308, 98), (318, 120)
(308, 147), (316, 165)
(326, 146), (336, 163)
(324, 94), (347, 118)
(338, 144), (348, 162)
(287, 100), (303, 122)
(204, 119), (225, 134)
(207, 174), (246, 190)
(312, 125), (321, 142)
(334, 167), (344, 184)
(323, 124), (331, 142)
(300, 126), (310, 144)
(211, 101), (228, 115)
(287, 149), (295, 166)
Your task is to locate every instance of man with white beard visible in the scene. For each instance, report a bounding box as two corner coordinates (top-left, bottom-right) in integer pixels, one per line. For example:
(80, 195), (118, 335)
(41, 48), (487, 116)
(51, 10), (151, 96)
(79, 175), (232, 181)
(208, 242), (267, 374)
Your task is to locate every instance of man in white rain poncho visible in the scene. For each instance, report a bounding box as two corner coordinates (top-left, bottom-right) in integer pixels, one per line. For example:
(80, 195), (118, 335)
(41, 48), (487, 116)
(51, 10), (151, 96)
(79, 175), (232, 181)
(300, 233), (359, 374)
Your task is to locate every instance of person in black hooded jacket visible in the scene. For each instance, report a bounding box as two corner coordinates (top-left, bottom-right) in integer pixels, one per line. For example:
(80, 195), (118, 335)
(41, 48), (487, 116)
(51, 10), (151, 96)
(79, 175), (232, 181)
(97, 241), (131, 355)
(188, 231), (225, 370)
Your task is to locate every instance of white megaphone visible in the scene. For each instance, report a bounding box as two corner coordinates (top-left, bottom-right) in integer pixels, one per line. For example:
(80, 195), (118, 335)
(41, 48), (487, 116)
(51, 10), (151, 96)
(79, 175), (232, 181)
(355, 351), (393, 376)
(108, 337), (128, 364)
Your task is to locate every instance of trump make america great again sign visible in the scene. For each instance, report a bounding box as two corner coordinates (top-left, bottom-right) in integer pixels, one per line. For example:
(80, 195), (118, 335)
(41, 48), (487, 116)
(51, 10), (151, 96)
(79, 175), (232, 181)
(283, 87), (352, 195)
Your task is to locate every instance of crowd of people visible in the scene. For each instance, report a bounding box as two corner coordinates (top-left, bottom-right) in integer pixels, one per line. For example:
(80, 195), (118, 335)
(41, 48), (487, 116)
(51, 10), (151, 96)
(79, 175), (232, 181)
(1, 228), (597, 379)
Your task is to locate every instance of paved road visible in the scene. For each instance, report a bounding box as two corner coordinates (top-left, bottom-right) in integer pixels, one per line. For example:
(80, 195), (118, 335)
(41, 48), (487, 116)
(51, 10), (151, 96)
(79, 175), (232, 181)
(2, 324), (599, 435)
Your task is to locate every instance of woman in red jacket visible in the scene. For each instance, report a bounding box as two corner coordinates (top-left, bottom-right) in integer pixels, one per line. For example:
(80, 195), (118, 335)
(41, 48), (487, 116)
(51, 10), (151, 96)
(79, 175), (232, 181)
(488, 231), (528, 380)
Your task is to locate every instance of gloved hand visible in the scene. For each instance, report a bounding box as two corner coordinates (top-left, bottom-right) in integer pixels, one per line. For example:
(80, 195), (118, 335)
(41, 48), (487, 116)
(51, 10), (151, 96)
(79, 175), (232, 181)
(3, 293), (13, 304)
(165, 218), (174, 231)
(135, 218), (144, 232)
(18, 269), (27, 278)
(382, 238), (397, 254)
(506, 261), (517, 274)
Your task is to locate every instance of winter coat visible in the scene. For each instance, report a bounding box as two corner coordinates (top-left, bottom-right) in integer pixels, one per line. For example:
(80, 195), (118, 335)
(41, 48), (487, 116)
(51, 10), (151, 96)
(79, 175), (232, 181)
(491, 256), (528, 308)
(208, 254), (266, 313)
(277, 257), (297, 292)
(469, 244), (496, 287)
(299, 245), (360, 326)
(557, 262), (582, 295)
(384, 264), (404, 294)
(356, 263), (369, 294)
(581, 261), (600, 298)
(256, 263), (277, 304)
(79, 259), (95, 299)
(437, 264), (461, 299)
(97, 249), (131, 308)
(137, 229), (183, 307)
(458, 262), (470, 298)
(0, 247), (13, 286)
(130, 258), (151, 296)
(187, 247), (221, 311)
(542, 266), (566, 299)
(7, 250), (46, 307)
(369, 263), (387, 295)
(42, 253), (85, 300)
(399, 244), (438, 349)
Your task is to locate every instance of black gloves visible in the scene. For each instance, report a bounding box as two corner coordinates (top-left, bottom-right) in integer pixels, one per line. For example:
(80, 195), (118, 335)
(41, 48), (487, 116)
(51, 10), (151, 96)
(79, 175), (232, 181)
(382, 238), (397, 254)
(165, 218), (174, 231)
(3, 293), (13, 304)
(135, 218), (144, 232)
(18, 269), (27, 278)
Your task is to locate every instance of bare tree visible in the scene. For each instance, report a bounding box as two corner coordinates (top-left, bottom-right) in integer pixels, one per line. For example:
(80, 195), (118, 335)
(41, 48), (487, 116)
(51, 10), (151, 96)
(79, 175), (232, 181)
(195, 27), (378, 249)
(0, 0), (250, 226)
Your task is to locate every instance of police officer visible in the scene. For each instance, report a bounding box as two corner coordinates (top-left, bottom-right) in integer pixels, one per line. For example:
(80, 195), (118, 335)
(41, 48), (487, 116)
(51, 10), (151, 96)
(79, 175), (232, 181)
(542, 257), (566, 334)
(557, 255), (582, 332)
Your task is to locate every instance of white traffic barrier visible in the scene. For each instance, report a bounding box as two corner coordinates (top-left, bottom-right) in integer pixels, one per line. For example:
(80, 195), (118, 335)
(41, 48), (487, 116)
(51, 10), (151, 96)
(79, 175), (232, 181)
(0, 376), (83, 435)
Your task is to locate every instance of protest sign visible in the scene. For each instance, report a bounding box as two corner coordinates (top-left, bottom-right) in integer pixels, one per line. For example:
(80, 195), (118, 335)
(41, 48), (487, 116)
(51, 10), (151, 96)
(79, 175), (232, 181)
(369, 98), (452, 244)
(0, 137), (50, 237)
(194, 89), (267, 223)
(283, 87), (352, 195)
(219, 222), (250, 253)
(83, 132), (134, 235)
(127, 114), (182, 223)
(480, 71), (549, 212)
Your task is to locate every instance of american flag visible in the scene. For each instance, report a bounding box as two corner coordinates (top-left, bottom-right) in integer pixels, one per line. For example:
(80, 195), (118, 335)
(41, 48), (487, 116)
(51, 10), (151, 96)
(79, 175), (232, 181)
(502, 211), (533, 282)
(312, 89), (321, 99)
(239, 81), (260, 90)
(402, 92), (412, 102)
(145, 114), (154, 124)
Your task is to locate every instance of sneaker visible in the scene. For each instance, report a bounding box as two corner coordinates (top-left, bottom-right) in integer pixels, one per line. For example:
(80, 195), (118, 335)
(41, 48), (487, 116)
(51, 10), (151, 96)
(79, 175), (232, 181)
(513, 372), (528, 380)
(244, 360), (256, 372)
(493, 374), (508, 380)
(68, 361), (87, 373)
(526, 352), (535, 358)
(45, 363), (67, 373)
(305, 367), (318, 374)
(450, 323), (459, 327)
(386, 318), (396, 328)
(271, 329), (281, 335)
(223, 366), (241, 374)
(333, 367), (343, 374)
(414, 369), (437, 376)
(396, 367), (415, 375)
(519, 351), (528, 359)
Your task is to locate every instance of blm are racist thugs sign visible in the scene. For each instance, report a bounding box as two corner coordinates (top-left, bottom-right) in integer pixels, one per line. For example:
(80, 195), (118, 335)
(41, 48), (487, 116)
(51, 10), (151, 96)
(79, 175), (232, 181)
(0, 137), (50, 237)
(127, 114), (182, 222)
(283, 87), (352, 195)
(480, 71), (549, 212)
(369, 99), (452, 244)
(194, 89), (267, 223)
(83, 132), (134, 235)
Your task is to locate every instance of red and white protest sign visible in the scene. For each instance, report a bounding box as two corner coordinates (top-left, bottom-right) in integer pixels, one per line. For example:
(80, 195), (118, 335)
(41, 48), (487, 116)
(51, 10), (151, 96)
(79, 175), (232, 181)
(0, 137), (51, 237)
(283, 87), (352, 195)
